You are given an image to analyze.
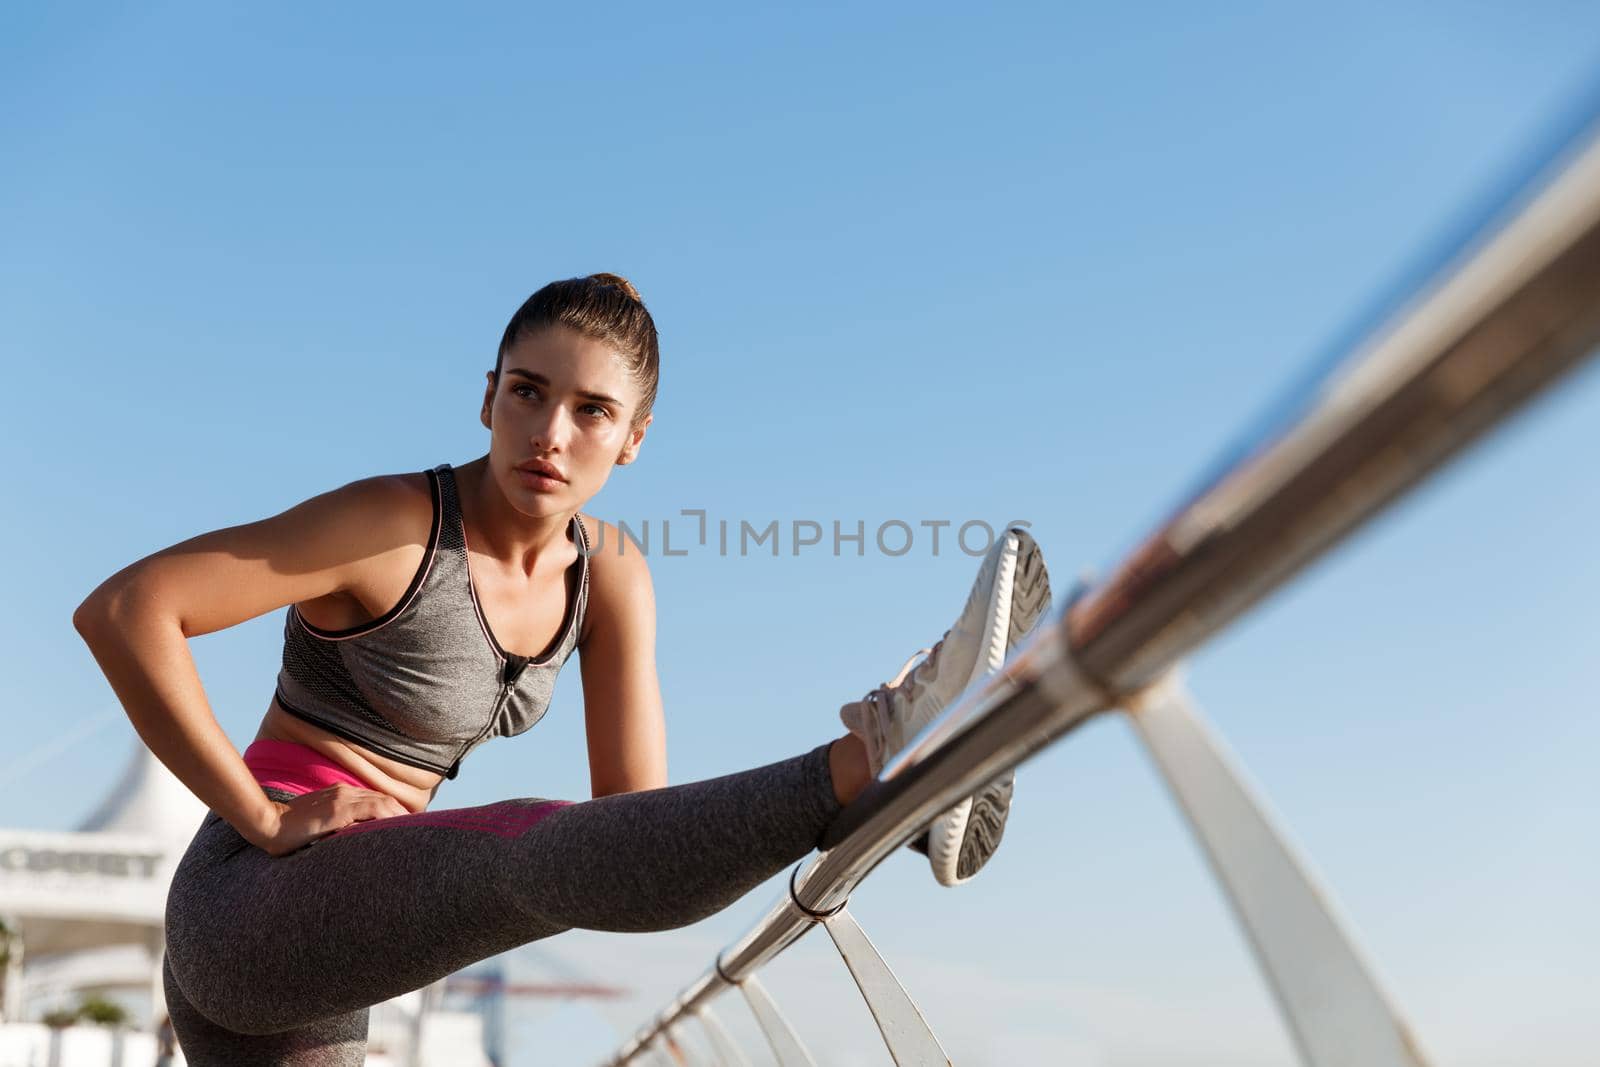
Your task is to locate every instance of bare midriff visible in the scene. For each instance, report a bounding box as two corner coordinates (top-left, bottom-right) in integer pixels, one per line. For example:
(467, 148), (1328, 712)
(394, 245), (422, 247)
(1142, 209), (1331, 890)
(254, 698), (443, 814)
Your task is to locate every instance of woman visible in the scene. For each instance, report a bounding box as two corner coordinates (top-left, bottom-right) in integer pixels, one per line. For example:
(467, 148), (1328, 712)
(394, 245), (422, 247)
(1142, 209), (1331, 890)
(72, 274), (1050, 1065)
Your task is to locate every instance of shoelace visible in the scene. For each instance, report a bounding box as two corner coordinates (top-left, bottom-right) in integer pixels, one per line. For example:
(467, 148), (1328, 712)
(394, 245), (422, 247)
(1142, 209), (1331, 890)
(844, 634), (949, 770)
(887, 646), (933, 689)
(867, 630), (948, 706)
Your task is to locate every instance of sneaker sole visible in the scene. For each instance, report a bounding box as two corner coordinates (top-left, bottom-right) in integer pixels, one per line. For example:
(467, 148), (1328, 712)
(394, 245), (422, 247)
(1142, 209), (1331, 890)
(926, 527), (1050, 886)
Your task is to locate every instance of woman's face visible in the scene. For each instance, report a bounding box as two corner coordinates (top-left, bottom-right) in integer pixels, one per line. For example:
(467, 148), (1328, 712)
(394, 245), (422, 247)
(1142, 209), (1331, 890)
(480, 325), (650, 519)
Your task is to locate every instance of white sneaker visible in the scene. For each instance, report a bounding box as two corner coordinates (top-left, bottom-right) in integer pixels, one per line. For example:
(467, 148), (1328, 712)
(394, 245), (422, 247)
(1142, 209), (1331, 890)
(840, 527), (1051, 886)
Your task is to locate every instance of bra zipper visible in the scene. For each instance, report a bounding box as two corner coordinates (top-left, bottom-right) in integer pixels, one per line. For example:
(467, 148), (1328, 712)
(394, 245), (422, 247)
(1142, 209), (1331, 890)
(446, 654), (530, 779)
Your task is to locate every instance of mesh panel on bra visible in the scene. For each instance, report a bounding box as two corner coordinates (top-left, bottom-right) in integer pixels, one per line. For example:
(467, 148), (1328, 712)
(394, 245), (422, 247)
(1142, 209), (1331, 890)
(435, 468), (467, 557)
(280, 613), (414, 738)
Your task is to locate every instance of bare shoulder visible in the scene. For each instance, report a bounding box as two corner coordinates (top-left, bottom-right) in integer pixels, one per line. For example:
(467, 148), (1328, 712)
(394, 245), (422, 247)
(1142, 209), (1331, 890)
(257, 470), (436, 566)
(137, 469), (434, 572)
(335, 468), (433, 513)
(577, 514), (656, 647)
(78, 468), (442, 640)
(334, 470), (435, 537)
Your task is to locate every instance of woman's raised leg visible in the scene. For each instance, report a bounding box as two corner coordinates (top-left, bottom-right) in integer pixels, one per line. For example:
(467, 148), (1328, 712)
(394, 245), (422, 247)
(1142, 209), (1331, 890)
(164, 743), (840, 1044)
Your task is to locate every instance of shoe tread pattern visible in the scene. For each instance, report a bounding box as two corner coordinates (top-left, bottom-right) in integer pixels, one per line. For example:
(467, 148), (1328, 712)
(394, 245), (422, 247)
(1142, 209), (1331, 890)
(951, 530), (1051, 883)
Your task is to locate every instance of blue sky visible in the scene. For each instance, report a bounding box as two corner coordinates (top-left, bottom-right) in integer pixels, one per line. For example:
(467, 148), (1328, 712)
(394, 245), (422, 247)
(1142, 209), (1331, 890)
(3, 4), (1598, 1064)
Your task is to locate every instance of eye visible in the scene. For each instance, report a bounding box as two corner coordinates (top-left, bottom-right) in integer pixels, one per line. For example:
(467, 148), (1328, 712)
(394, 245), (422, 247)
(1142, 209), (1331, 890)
(580, 403), (611, 420)
(511, 383), (540, 401)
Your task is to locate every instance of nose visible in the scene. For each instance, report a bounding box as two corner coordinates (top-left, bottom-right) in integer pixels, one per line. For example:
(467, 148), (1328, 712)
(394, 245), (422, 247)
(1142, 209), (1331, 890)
(528, 401), (573, 453)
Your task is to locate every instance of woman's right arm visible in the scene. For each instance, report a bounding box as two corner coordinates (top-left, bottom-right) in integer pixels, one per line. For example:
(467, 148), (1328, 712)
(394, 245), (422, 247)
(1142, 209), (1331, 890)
(72, 476), (418, 854)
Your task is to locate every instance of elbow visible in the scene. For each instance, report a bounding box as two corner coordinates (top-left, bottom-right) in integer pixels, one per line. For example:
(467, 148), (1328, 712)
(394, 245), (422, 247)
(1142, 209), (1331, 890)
(73, 570), (150, 643)
(73, 590), (111, 642)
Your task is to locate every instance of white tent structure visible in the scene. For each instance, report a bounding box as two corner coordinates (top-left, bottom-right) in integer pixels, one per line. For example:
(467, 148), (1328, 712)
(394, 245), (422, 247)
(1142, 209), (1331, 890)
(0, 740), (493, 1067)
(0, 739), (205, 1027)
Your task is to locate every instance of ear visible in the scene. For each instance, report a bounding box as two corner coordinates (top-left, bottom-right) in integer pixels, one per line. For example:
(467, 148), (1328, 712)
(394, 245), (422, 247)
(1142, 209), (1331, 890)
(479, 371), (496, 430)
(615, 414), (652, 466)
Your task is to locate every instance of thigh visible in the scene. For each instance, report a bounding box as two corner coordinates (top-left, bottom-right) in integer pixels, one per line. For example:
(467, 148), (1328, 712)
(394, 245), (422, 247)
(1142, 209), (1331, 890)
(164, 954), (368, 1067)
(165, 794), (572, 1034)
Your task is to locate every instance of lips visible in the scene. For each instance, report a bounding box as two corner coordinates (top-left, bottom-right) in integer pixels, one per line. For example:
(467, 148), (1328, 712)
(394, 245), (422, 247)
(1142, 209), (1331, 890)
(516, 460), (567, 483)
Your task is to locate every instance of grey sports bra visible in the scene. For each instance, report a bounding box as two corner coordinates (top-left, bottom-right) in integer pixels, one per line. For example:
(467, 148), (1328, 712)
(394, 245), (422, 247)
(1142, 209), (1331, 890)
(272, 463), (590, 780)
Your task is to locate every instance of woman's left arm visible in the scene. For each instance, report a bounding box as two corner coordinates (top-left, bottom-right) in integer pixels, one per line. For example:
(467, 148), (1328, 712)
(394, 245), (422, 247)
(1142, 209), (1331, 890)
(578, 519), (668, 797)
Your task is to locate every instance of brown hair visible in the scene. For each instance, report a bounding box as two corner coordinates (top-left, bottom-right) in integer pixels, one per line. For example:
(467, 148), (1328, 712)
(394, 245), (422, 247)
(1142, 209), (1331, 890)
(495, 273), (660, 425)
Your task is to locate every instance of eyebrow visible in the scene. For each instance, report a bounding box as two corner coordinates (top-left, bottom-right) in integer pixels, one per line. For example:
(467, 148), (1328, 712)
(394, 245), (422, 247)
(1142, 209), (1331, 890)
(503, 368), (622, 407)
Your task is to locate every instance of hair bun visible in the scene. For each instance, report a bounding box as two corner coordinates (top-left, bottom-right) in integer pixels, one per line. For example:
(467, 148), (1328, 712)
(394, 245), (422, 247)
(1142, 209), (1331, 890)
(588, 272), (642, 303)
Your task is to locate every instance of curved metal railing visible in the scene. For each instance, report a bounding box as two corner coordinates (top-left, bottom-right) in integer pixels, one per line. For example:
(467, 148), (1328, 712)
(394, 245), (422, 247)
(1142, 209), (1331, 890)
(601, 86), (1600, 1067)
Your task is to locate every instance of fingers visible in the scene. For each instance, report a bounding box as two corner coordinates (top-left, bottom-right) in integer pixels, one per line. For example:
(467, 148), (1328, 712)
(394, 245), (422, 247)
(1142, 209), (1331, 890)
(345, 791), (409, 822)
(288, 783), (409, 834)
(327, 782), (409, 821)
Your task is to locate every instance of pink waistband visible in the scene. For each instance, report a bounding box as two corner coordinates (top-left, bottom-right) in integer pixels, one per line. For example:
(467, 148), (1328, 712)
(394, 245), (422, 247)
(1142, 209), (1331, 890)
(242, 739), (370, 795)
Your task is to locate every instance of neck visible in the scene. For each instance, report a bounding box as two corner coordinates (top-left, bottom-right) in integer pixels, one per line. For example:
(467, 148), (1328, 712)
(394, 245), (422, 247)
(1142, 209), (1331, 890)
(454, 456), (574, 578)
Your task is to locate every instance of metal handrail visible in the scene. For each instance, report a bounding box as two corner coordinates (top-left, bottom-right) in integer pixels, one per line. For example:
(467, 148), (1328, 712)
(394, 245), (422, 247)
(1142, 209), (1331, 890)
(602, 91), (1600, 1066)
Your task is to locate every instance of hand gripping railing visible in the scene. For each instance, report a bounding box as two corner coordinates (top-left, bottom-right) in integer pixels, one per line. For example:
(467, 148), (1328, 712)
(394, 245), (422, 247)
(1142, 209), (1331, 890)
(602, 89), (1600, 1067)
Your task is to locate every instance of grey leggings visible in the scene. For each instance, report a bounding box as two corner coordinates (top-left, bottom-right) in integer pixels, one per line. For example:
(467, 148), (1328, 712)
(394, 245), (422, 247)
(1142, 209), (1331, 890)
(162, 744), (840, 1066)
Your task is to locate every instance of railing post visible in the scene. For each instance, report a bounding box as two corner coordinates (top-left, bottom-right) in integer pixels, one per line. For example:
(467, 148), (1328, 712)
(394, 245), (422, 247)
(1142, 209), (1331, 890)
(664, 1021), (698, 1065)
(693, 1006), (750, 1067)
(737, 973), (818, 1067)
(822, 906), (951, 1065)
(1124, 669), (1431, 1067)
